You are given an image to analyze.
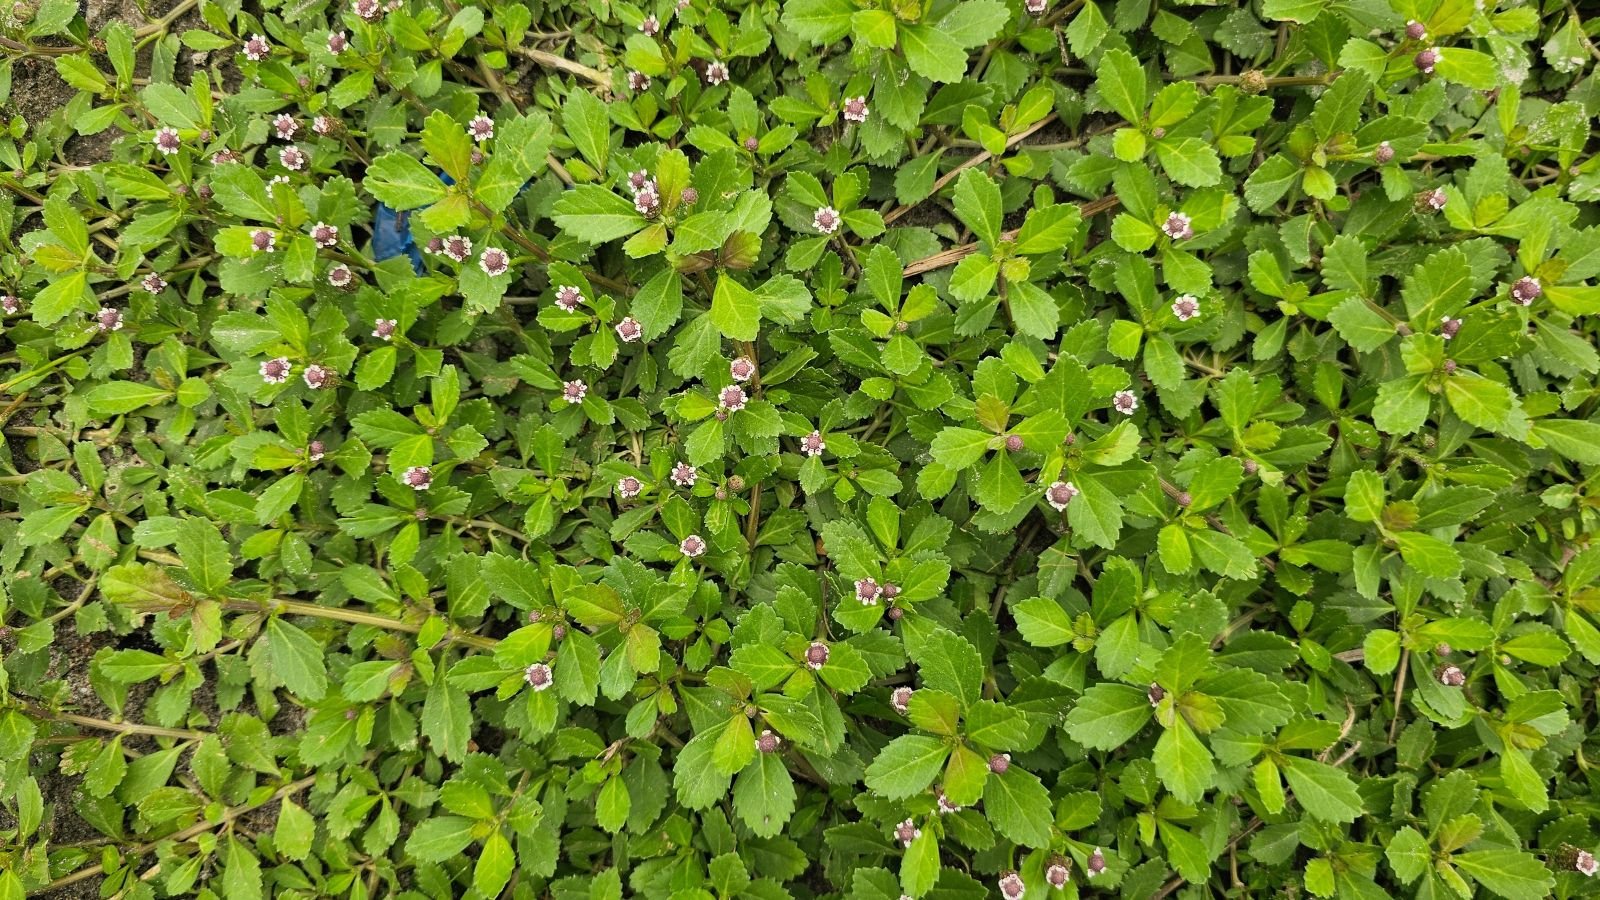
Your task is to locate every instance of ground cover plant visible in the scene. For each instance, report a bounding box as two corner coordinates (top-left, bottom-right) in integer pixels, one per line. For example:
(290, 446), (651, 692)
(2, 0), (1600, 896)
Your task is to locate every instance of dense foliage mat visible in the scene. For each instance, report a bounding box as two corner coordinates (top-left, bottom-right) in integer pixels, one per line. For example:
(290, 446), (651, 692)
(3, 0), (1600, 896)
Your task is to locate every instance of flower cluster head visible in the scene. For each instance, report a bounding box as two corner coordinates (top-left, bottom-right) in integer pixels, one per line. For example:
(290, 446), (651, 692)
(312, 115), (335, 135)
(891, 686), (913, 714)
(1414, 47), (1439, 73)
(0, 295), (20, 315)
(311, 223), (339, 248)
(729, 358), (756, 384)
(278, 146), (307, 170)
(1046, 480), (1079, 511)
(555, 284), (585, 312)
(854, 577), (881, 605)
(1510, 276), (1541, 306)
(1172, 294), (1200, 321)
(479, 247), (510, 277)
(617, 476), (643, 499)
(1576, 850), (1599, 877)
(813, 206), (841, 235)
(329, 264), (354, 287)
(439, 235), (473, 262)
(755, 729), (781, 753)
(680, 534), (707, 558)
(141, 273), (167, 294)
(615, 317), (643, 342)
(1086, 848), (1107, 876)
(96, 307), (124, 332)
(524, 663), (553, 690)
(635, 183), (662, 218)
(998, 872), (1025, 900)
(1046, 857), (1072, 888)
(719, 385), (748, 412)
(800, 430), (826, 457)
(403, 465), (432, 491)
(251, 229), (276, 253)
(327, 31), (347, 53)
(639, 14), (660, 35)
(260, 357), (292, 384)
(153, 127), (181, 155)
(704, 61), (730, 85)
(273, 114), (298, 140)
(1161, 211), (1194, 240)
(1405, 19), (1427, 40)
(242, 34), (270, 61)
(1424, 188), (1448, 211)
(563, 380), (588, 404)
(670, 462), (698, 488)
(302, 364), (332, 390)
(1440, 316), (1462, 340)
(352, 0), (383, 20)
(628, 71), (651, 91)
(307, 440), (325, 462)
(1025, 0), (1047, 14)
(894, 819), (921, 848)
(988, 752), (1011, 774)
(1374, 141), (1395, 164)
(804, 641), (829, 670)
(841, 96), (869, 124)
(468, 115), (494, 142)
(1113, 390), (1139, 415)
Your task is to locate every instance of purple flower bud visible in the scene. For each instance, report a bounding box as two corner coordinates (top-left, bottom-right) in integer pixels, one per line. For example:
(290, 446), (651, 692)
(1404, 19), (1427, 40)
(96, 306), (124, 332)
(1509, 276), (1541, 306)
(260, 356), (292, 384)
(478, 247), (510, 277)
(617, 476), (643, 498)
(1148, 682), (1166, 706)
(988, 752), (1010, 774)
(891, 686), (913, 714)
(1046, 857), (1072, 888)
(895, 818), (921, 847)
(628, 70), (651, 91)
(563, 380), (588, 403)
(729, 357), (756, 382)
(813, 206), (841, 235)
(311, 222), (339, 248)
(756, 729), (781, 753)
(1437, 664), (1466, 687)
(1374, 140), (1395, 164)
(327, 31), (347, 53)
(242, 33), (270, 61)
(467, 115), (494, 142)
(1005, 434), (1024, 452)
(615, 317), (642, 342)
(403, 465), (432, 491)
(719, 385), (748, 411)
(670, 462), (698, 488)
(1046, 481), (1078, 511)
(704, 61), (729, 85)
(680, 186), (699, 206)
(1087, 848), (1107, 876)
(1414, 48), (1439, 74)
(744, 136), (760, 152)
(800, 430), (826, 457)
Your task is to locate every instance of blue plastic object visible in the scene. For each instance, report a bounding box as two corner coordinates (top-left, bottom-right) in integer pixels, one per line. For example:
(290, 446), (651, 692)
(372, 169), (539, 275)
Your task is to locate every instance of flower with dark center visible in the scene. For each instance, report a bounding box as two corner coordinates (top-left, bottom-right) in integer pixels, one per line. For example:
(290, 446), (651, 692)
(141, 273), (167, 293)
(312, 115), (335, 135)
(891, 686), (913, 714)
(1046, 480), (1079, 511)
(302, 364), (332, 390)
(563, 380), (588, 403)
(1113, 390), (1139, 414)
(251, 229), (276, 253)
(1046, 857), (1071, 889)
(680, 187), (698, 206)
(804, 642), (829, 670)
(854, 577), (881, 605)
(1004, 434), (1025, 452)
(327, 31), (347, 52)
(212, 149), (240, 164)
(96, 307), (124, 332)
(273, 114), (298, 140)
(635, 186), (661, 217)
(1161, 211), (1194, 240)
(989, 753), (1011, 774)
(1405, 19), (1427, 40)
(425, 237), (444, 254)
(242, 33), (270, 61)
(639, 14), (660, 34)
(1414, 47), (1439, 73)
(998, 872), (1025, 900)
(0, 295), (20, 314)
(153, 127), (181, 155)
(813, 206), (841, 235)
(895, 819), (921, 848)
(842, 96), (869, 124)
(554, 284), (585, 312)
(524, 663), (553, 691)
(302, 440), (323, 463)
(755, 729), (781, 753)
(1424, 188), (1447, 211)
(729, 357), (757, 382)
(1148, 683), (1166, 706)
(671, 462), (698, 487)
(617, 476), (643, 499)
(627, 169), (652, 194)
(1375, 141), (1395, 164)
(744, 136), (760, 152)
(615, 317), (643, 342)
(1172, 294), (1200, 321)
(719, 385), (748, 411)
(1025, 0), (1047, 14)
(279, 146), (307, 171)
(1510, 276), (1542, 306)
(260, 357), (292, 384)
(329, 264), (354, 287)
(800, 430), (826, 457)
(680, 534), (707, 558)
(628, 71), (651, 91)
(1440, 316), (1461, 339)
(467, 115), (495, 142)
(402, 466), (432, 491)
(1087, 848), (1107, 876)
(352, 0), (382, 20)
(1436, 665), (1466, 687)
(442, 235), (472, 262)
(705, 61), (730, 85)
(936, 790), (961, 814)
(479, 247), (510, 277)
(1577, 850), (1598, 877)
(311, 223), (339, 248)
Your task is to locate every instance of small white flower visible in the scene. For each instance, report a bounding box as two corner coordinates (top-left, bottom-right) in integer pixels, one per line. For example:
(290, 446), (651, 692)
(1161, 211), (1193, 240)
(555, 284), (585, 311)
(615, 317), (643, 342)
(562, 380), (588, 403)
(841, 96), (868, 124)
(524, 662), (553, 690)
(141, 273), (167, 293)
(311, 222), (339, 249)
(894, 818), (921, 848)
(478, 247), (510, 277)
(273, 114), (298, 140)
(441, 235), (473, 262)
(1171, 294), (1200, 321)
(153, 127), (181, 155)
(800, 430), (826, 457)
(854, 578), (881, 605)
(719, 385), (748, 412)
(260, 356), (292, 384)
(891, 687), (913, 714)
(729, 357), (756, 382)
(371, 318), (398, 340)
(617, 476), (643, 499)
(680, 534), (707, 558)
(96, 307), (124, 332)
(704, 61), (729, 85)
(278, 146), (307, 171)
(670, 462), (698, 488)
(328, 264), (354, 287)
(1045, 480), (1078, 511)
(302, 364), (332, 390)
(1112, 390), (1139, 415)
(402, 465), (432, 491)
(813, 206), (841, 235)
(242, 34), (270, 61)
(467, 115), (495, 142)
(251, 229), (276, 253)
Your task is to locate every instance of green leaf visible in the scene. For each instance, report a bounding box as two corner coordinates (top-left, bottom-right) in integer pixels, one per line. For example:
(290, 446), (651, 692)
(1280, 756), (1363, 823)
(1012, 597), (1075, 647)
(552, 186), (646, 243)
(1451, 849), (1554, 900)
(364, 153), (448, 209)
(953, 169), (1002, 247)
(1096, 49), (1147, 123)
(899, 24), (968, 83)
(262, 618), (327, 700)
(564, 88), (612, 172)
(1153, 717), (1214, 804)
(733, 750), (796, 838)
(1154, 138), (1223, 187)
(983, 766), (1053, 847)
(863, 735), (951, 799)
(1065, 683), (1152, 750)
(710, 274), (760, 340)
(406, 816), (478, 862)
